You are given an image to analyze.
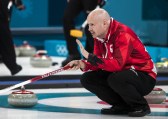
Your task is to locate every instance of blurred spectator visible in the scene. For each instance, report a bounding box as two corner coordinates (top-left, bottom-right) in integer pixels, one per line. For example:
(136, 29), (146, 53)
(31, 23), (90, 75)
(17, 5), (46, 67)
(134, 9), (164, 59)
(0, 0), (25, 75)
(62, 0), (106, 66)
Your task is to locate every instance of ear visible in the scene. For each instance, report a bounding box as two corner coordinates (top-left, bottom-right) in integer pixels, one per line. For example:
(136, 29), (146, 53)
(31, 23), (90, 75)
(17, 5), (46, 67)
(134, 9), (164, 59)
(103, 19), (108, 27)
(103, 19), (106, 25)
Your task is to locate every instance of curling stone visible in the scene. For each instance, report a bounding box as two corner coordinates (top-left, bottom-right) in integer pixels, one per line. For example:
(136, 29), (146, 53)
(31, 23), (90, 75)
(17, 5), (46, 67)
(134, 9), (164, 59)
(19, 41), (36, 57)
(30, 50), (52, 68)
(8, 86), (38, 107)
(14, 45), (20, 57)
(161, 58), (168, 62)
(144, 88), (166, 104)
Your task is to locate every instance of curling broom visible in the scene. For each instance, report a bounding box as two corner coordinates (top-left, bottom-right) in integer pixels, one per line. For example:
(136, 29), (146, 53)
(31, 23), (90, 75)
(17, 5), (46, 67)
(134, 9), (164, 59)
(0, 66), (71, 94)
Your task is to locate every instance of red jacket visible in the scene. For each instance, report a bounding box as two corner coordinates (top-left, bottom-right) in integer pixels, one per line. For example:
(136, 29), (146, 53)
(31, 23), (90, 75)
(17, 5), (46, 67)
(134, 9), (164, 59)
(82, 18), (157, 79)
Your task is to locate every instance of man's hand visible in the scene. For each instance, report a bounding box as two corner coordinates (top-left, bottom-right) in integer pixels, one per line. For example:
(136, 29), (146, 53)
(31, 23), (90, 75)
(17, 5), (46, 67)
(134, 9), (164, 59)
(65, 60), (86, 70)
(14, 0), (25, 10)
(17, 5), (25, 10)
(76, 39), (89, 59)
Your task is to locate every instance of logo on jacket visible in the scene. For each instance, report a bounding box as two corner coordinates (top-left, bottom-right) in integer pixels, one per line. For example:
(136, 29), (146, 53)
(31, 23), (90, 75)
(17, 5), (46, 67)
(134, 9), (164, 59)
(110, 44), (113, 53)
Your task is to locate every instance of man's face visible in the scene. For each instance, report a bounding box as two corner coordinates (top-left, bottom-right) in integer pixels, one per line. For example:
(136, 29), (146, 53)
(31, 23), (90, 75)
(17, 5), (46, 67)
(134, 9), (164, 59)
(87, 16), (106, 39)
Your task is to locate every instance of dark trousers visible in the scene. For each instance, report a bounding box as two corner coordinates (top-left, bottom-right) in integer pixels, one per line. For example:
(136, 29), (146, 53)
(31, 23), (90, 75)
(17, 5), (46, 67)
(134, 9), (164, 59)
(63, 0), (97, 56)
(80, 69), (156, 108)
(0, 0), (19, 73)
(0, 19), (18, 72)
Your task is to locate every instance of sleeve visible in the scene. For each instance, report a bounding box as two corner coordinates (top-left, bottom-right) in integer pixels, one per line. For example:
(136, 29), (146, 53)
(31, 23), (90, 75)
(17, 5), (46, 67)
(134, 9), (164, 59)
(87, 33), (134, 72)
(80, 39), (101, 72)
(80, 60), (99, 72)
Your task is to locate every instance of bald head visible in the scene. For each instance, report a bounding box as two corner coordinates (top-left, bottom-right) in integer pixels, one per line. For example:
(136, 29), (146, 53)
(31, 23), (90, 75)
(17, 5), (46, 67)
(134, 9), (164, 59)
(87, 8), (111, 24)
(87, 8), (111, 39)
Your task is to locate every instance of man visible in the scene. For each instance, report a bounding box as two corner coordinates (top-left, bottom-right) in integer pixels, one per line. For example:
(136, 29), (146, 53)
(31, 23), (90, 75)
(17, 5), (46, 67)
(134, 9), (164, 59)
(66, 8), (157, 117)
(0, 0), (24, 75)
(62, 0), (106, 66)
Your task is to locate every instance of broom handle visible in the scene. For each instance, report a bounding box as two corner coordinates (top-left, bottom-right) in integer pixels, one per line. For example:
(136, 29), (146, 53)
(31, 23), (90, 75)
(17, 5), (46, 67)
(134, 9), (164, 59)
(0, 66), (71, 94)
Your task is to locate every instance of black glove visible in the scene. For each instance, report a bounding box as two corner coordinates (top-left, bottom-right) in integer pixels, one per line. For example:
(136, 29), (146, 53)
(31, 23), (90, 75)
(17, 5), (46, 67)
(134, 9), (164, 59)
(87, 53), (104, 66)
(97, 0), (106, 8)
